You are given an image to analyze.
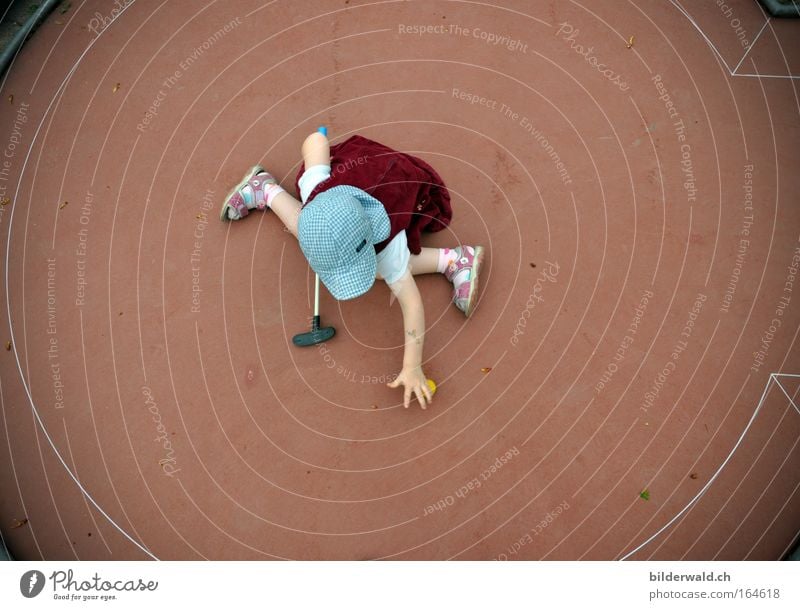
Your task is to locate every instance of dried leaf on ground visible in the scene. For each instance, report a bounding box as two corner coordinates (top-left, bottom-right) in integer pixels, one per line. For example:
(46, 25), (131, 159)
(11, 518), (28, 528)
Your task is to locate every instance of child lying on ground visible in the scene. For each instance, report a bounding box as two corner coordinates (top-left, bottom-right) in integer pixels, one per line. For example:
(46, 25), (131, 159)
(220, 131), (485, 410)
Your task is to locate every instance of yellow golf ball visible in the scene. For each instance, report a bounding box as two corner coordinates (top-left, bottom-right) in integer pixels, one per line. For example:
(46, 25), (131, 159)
(426, 379), (437, 396)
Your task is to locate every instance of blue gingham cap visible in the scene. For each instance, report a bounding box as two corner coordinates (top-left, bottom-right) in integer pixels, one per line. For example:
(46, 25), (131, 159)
(298, 185), (391, 300)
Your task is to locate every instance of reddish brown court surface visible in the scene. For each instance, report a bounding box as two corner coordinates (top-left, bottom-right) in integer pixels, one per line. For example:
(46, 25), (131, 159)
(0, 0), (798, 561)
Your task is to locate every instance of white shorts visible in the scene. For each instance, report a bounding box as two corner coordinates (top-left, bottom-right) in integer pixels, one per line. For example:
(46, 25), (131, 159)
(298, 164), (331, 204)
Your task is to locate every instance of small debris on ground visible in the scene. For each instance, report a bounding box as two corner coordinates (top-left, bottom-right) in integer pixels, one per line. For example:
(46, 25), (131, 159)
(0, 196), (10, 206)
(113, 83), (121, 93)
(530, 262), (536, 268)
(626, 35), (635, 49)
(8, 94), (13, 104)
(639, 489), (650, 501)
(11, 518), (28, 528)
(689, 473), (698, 480)
(481, 367), (492, 373)
(60, 1), (72, 14)
(5, 341), (11, 350)
(59, 201), (68, 209)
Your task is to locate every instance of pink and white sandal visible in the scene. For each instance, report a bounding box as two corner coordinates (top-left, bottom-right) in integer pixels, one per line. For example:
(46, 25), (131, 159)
(444, 245), (485, 317)
(219, 165), (277, 220)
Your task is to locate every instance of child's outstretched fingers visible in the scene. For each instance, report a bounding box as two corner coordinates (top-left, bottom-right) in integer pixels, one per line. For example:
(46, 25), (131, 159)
(414, 382), (430, 410)
(386, 377), (409, 408)
(388, 369), (431, 410)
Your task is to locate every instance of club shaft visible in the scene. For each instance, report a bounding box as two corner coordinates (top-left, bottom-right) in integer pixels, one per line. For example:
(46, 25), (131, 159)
(310, 127), (326, 337)
(313, 125), (326, 321)
(314, 273), (320, 316)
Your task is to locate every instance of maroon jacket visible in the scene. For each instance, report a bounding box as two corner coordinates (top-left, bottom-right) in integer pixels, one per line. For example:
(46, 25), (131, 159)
(295, 135), (452, 255)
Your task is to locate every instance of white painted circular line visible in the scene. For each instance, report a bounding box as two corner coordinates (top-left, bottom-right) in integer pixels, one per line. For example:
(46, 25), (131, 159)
(619, 374), (778, 560)
(3, 0), (158, 561)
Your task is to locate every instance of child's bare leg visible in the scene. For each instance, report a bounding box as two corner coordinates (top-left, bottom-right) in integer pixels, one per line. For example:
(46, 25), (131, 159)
(409, 247), (441, 275)
(271, 132), (331, 238)
(302, 132), (330, 167)
(270, 191), (302, 238)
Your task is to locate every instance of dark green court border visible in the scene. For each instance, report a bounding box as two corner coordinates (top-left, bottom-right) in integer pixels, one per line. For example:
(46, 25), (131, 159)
(758, 0), (800, 17)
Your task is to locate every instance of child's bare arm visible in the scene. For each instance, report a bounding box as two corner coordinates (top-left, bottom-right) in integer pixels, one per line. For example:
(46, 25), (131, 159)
(393, 269), (425, 367)
(386, 269), (433, 409)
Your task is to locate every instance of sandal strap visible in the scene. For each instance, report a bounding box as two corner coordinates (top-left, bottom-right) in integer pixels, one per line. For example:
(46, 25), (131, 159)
(454, 277), (472, 301)
(248, 174), (276, 210)
(229, 192), (249, 217)
(444, 246), (474, 283)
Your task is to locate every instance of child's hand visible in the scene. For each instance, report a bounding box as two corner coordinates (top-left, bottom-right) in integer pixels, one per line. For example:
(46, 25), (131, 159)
(387, 365), (433, 409)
